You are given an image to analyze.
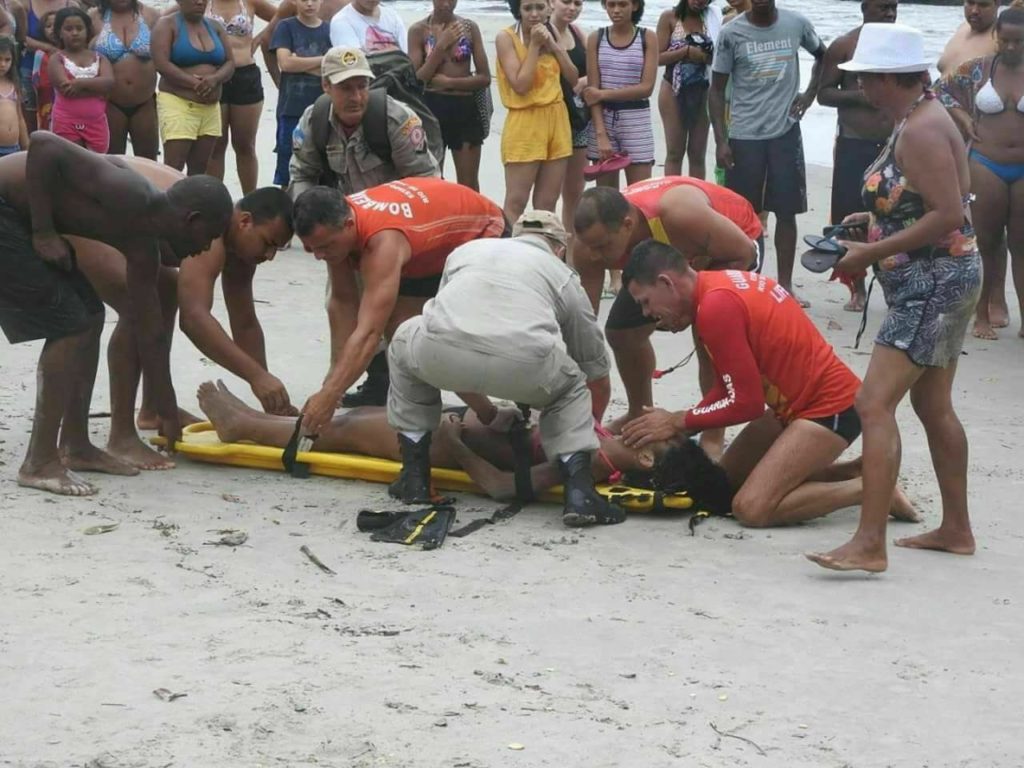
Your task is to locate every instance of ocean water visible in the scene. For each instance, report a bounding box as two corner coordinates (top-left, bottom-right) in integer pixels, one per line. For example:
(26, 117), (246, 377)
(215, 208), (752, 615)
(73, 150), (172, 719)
(402, 0), (966, 165)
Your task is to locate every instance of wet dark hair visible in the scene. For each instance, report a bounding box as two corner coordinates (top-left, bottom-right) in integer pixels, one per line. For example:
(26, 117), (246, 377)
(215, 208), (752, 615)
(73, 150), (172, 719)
(574, 186), (631, 233)
(623, 239), (688, 285)
(652, 440), (734, 517)
(602, 0), (645, 23)
(0, 37), (21, 94)
(507, 0), (527, 21)
(54, 7), (94, 47)
(293, 186), (351, 237)
(997, 6), (1024, 29)
(239, 187), (294, 230)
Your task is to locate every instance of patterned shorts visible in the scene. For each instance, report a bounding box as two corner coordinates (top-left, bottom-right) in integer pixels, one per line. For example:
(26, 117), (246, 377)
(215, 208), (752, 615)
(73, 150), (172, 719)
(875, 252), (981, 368)
(587, 105), (655, 164)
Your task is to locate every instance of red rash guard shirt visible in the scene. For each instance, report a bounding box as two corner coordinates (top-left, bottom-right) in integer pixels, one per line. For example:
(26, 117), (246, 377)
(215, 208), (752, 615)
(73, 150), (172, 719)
(618, 176), (763, 269)
(349, 178), (507, 279)
(683, 271), (861, 432)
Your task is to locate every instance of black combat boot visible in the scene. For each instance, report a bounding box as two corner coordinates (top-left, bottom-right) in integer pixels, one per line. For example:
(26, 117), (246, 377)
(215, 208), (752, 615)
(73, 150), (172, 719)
(389, 432), (434, 504)
(560, 452), (626, 527)
(342, 351), (389, 407)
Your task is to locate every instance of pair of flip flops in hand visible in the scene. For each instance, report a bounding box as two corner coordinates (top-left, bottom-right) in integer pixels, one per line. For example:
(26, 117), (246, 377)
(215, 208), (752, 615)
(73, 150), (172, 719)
(800, 223), (862, 273)
(583, 153), (631, 181)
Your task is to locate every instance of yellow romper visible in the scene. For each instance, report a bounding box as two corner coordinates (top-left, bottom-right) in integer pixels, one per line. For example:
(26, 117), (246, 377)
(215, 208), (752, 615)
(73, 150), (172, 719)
(497, 24), (572, 164)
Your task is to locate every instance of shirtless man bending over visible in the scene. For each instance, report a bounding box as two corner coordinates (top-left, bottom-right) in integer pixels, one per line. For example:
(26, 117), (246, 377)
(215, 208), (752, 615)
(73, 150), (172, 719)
(71, 162), (294, 470)
(0, 133), (232, 495)
(620, 241), (918, 529)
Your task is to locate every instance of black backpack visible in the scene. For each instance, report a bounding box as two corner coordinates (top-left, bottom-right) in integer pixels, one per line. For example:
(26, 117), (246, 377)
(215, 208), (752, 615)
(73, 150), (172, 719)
(309, 50), (443, 186)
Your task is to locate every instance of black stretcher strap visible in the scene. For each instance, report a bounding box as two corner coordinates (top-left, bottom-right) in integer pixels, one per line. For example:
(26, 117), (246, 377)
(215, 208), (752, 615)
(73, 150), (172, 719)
(282, 417), (316, 479)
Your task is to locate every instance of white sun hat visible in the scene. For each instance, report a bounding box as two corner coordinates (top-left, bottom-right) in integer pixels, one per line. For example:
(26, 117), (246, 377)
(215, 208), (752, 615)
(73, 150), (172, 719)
(839, 23), (931, 73)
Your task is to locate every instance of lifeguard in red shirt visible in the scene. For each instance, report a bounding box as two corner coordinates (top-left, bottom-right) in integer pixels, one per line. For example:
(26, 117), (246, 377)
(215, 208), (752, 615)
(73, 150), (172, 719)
(621, 241), (918, 529)
(573, 176), (765, 456)
(293, 178), (508, 432)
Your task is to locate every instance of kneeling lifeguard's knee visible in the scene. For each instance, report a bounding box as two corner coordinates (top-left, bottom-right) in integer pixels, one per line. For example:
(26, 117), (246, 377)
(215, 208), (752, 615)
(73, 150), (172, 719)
(731, 493), (772, 528)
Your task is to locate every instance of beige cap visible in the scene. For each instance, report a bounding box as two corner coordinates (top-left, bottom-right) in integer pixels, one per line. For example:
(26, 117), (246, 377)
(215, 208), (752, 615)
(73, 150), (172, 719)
(513, 209), (568, 248)
(322, 47), (375, 85)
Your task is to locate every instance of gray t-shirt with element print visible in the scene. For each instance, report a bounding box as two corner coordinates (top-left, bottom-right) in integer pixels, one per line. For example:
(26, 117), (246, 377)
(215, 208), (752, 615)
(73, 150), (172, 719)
(713, 10), (822, 140)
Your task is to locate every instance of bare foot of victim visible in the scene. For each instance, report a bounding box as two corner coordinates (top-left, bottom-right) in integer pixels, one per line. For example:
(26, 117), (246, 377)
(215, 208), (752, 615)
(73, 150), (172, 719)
(197, 381), (248, 443)
(805, 539), (887, 573)
(18, 461), (98, 496)
(106, 435), (175, 470)
(894, 527), (975, 555)
(889, 486), (921, 522)
(972, 319), (998, 341)
(215, 379), (262, 415)
(136, 407), (201, 431)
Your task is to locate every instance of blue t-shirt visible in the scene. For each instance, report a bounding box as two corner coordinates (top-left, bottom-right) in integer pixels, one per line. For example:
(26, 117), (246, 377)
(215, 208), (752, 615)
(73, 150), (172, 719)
(270, 17), (333, 117)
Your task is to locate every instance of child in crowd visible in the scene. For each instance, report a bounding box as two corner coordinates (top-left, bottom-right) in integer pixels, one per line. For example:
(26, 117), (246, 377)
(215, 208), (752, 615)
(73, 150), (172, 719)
(0, 36), (29, 156)
(48, 6), (113, 152)
(31, 10), (57, 132)
(269, 0), (331, 187)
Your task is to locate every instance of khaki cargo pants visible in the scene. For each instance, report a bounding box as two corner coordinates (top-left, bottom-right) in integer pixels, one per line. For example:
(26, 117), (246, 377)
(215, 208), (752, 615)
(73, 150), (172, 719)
(387, 317), (598, 459)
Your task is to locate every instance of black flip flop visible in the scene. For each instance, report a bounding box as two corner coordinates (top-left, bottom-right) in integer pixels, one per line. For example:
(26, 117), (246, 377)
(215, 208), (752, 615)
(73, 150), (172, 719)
(822, 222), (862, 239)
(800, 235), (848, 274)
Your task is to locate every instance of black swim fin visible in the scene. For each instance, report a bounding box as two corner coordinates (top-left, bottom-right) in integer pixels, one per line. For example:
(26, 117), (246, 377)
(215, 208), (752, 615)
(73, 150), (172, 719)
(368, 506), (455, 550)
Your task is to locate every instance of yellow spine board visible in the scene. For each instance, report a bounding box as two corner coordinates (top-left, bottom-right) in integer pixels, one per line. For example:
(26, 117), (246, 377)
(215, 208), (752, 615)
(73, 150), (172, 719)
(154, 423), (693, 512)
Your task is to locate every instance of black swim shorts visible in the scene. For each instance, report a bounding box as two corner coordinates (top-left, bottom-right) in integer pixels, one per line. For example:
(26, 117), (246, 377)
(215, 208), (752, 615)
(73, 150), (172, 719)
(830, 135), (886, 225)
(0, 198), (104, 344)
(726, 122), (807, 217)
(423, 91), (486, 150)
(807, 404), (862, 446)
(220, 63), (264, 106)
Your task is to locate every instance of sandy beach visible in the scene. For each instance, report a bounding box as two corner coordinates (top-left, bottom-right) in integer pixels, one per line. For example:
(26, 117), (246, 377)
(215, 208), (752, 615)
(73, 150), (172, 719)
(2, 8), (1024, 768)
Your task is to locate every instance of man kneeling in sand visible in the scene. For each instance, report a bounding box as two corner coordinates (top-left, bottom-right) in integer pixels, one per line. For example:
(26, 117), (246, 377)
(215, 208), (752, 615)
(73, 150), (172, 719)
(621, 241), (919, 527)
(385, 212), (626, 528)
